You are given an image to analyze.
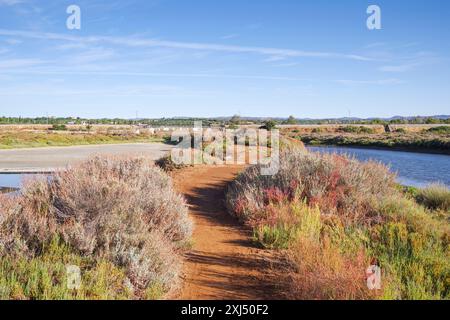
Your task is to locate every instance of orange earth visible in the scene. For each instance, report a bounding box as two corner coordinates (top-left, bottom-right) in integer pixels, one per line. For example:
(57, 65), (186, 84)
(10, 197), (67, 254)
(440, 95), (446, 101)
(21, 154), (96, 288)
(173, 165), (286, 300)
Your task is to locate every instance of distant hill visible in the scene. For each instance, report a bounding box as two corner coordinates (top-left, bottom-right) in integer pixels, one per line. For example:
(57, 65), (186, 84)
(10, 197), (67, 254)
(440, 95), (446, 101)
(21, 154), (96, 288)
(212, 115), (450, 121)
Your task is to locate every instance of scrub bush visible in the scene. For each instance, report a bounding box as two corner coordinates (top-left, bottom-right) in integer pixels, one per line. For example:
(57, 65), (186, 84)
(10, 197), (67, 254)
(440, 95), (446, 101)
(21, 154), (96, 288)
(0, 155), (192, 299)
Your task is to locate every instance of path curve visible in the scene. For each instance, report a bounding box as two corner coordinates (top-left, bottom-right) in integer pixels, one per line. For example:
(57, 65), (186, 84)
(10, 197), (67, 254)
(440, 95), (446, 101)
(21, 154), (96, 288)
(173, 165), (285, 300)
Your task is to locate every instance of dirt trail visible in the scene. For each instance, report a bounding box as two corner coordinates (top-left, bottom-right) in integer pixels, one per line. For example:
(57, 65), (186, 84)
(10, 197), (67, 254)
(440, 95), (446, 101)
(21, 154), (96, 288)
(173, 165), (284, 300)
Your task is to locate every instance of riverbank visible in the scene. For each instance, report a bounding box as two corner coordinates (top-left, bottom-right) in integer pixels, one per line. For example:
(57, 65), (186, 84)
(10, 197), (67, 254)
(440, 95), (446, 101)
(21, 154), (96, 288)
(0, 187), (17, 194)
(307, 145), (450, 188)
(305, 142), (450, 155)
(289, 132), (450, 155)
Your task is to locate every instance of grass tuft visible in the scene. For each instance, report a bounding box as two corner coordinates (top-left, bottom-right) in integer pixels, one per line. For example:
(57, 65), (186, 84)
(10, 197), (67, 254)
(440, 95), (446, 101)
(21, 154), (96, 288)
(416, 183), (450, 212)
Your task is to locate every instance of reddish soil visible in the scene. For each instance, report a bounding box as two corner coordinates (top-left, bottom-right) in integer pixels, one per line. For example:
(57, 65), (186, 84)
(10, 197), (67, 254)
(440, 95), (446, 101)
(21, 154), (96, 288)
(173, 165), (285, 300)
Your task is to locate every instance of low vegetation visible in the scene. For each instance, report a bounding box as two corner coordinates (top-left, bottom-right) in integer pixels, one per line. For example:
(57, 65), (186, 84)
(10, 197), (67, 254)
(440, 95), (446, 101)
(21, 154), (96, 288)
(50, 124), (68, 131)
(0, 156), (192, 299)
(155, 155), (189, 172)
(226, 149), (450, 300)
(427, 126), (450, 135)
(416, 183), (450, 211)
(0, 131), (164, 149)
(339, 126), (376, 134)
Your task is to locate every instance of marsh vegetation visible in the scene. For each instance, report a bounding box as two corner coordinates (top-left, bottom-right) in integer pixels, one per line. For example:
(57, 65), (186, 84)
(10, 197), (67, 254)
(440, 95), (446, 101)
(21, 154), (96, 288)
(283, 126), (450, 154)
(226, 149), (450, 299)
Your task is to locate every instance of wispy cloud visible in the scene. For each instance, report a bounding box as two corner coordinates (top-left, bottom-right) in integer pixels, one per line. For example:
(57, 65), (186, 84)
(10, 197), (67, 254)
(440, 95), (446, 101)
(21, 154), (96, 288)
(379, 64), (418, 73)
(0, 29), (374, 62)
(221, 34), (239, 40)
(246, 23), (262, 30)
(379, 52), (437, 73)
(365, 42), (386, 49)
(0, 58), (44, 69)
(55, 43), (88, 51)
(0, 83), (214, 98)
(263, 56), (286, 62)
(1, 69), (306, 81)
(272, 62), (299, 68)
(336, 79), (404, 85)
(68, 47), (116, 64)
(3, 38), (22, 45)
(0, 0), (25, 6)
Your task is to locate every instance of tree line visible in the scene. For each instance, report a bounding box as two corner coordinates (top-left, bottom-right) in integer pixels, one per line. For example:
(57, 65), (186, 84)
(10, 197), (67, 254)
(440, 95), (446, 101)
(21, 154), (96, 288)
(1, 115), (449, 126)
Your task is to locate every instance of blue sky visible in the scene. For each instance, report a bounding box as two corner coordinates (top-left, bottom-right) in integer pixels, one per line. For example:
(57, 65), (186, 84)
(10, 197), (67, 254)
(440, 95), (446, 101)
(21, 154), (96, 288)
(0, 0), (449, 118)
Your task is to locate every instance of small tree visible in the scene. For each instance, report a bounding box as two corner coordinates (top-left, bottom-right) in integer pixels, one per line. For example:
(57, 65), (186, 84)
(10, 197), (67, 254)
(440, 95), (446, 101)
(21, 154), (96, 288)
(286, 115), (298, 125)
(230, 115), (241, 125)
(263, 120), (277, 131)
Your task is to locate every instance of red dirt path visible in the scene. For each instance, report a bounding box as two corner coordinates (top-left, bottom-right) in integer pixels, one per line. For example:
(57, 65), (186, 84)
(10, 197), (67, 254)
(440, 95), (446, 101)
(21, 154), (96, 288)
(173, 165), (285, 300)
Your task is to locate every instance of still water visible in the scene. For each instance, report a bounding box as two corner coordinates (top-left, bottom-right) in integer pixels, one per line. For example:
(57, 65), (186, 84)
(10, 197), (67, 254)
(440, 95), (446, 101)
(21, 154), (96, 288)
(1, 147), (449, 189)
(0, 173), (41, 192)
(307, 146), (450, 188)
(0, 174), (23, 189)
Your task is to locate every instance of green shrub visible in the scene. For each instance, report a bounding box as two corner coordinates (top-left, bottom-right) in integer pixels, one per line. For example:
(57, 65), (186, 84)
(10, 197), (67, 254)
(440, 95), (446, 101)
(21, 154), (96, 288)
(251, 202), (321, 249)
(369, 221), (449, 299)
(287, 208), (374, 300)
(0, 237), (133, 300)
(50, 124), (67, 131)
(155, 155), (188, 172)
(262, 120), (277, 131)
(427, 126), (450, 134)
(339, 126), (375, 134)
(398, 185), (419, 198)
